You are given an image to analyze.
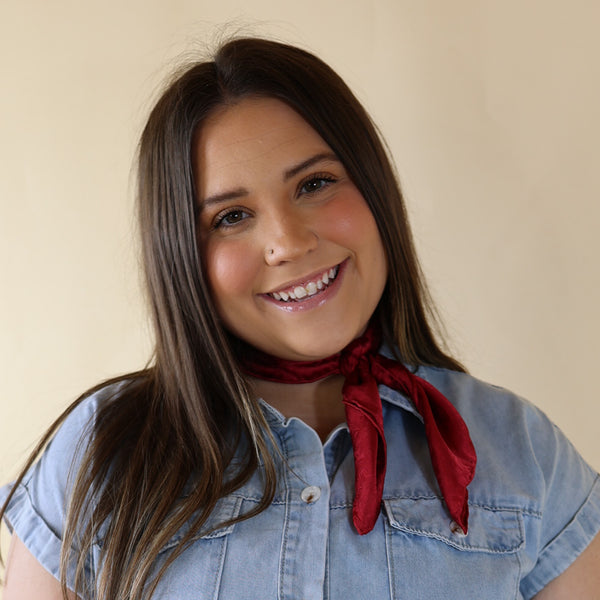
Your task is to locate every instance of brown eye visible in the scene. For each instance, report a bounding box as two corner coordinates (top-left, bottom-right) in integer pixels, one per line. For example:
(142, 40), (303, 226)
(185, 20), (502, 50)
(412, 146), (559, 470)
(214, 209), (250, 229)
(299, 175), (336, 195)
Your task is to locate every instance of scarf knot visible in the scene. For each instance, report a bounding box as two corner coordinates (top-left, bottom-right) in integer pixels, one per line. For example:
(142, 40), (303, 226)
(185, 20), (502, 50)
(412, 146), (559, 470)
(339, 334), (372, 380)
(238, 326), (477, 536)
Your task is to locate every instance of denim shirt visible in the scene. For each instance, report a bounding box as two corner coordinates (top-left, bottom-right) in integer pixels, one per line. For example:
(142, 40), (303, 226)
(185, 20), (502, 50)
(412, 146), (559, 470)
(2, 366), (600, 599)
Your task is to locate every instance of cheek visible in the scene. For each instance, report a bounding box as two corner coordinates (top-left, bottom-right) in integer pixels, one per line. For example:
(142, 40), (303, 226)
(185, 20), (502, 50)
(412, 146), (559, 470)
(203, 240), (257, 306)
(320, 192), (384, 255)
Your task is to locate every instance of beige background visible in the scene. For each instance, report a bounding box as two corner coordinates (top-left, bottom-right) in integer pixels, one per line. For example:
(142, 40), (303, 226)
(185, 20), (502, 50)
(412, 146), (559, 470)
(1, 0), (599, 562)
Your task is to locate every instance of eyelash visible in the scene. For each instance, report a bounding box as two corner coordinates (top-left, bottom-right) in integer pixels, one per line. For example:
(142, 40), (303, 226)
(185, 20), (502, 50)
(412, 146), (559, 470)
(212, 208), (250, 230)
(298, 173), (337, 196)
(211, 172), (338, 230)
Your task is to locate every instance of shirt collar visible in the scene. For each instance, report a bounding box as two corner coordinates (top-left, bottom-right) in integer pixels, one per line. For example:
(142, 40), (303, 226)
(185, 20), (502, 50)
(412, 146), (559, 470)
(376, 343), (427, 422)
(378, 383), (424, 424)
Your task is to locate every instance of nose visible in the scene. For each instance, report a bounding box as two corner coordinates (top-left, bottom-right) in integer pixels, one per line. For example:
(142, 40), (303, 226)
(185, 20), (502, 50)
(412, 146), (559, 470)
(263, 209), (319, 265)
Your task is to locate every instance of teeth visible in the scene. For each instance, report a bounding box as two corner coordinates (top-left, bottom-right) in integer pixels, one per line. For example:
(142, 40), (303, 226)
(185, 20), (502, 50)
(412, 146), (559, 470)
(294, 286), (307, 299)
(269, 264), (340, 302)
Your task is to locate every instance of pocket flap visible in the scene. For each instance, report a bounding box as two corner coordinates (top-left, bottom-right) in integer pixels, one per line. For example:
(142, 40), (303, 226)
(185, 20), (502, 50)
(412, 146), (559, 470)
(383, 497), (523, 554)
(159, 494), (243, 553)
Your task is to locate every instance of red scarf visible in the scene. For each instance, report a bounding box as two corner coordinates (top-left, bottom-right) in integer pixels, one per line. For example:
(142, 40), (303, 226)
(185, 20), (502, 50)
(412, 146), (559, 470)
(238, 326), (476, 535)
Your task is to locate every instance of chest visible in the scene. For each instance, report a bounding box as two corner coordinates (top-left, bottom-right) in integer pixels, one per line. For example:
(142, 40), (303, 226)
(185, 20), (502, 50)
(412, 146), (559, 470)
(141, 419), (526, 600)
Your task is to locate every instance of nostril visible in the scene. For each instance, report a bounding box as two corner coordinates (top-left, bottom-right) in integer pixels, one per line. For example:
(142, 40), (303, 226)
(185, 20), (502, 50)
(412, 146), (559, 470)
(264, 229), (319, 264)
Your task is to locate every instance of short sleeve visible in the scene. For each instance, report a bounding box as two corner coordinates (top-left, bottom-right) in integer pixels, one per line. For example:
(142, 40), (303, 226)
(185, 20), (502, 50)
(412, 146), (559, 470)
(417, 366), (600, 598)
(518, 405), (600, 597)
(0, 386), (113, 586)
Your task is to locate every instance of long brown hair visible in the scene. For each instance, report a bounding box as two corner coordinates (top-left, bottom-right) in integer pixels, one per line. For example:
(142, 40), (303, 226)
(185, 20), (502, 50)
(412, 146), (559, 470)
(1, 37), (463, 599)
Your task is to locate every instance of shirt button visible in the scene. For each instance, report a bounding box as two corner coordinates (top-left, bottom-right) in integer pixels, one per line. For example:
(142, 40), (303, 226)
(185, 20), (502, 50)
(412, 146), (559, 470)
(300, 486), (321, 503)
(449, 520), (467, 536)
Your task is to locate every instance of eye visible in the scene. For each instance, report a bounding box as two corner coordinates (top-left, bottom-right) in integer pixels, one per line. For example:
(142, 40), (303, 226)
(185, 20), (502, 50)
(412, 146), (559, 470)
(213, 208), (250, 229)
(299, 174), (337, 196)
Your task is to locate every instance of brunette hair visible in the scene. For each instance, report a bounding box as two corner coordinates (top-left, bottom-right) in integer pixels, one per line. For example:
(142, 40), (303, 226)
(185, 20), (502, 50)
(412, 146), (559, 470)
(1, 37), (463, 599)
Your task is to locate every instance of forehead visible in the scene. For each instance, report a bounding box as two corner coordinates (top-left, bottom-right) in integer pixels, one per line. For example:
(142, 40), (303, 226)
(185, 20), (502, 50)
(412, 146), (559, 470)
(194, 97), (331, 186)
(199, 96), (320, 146)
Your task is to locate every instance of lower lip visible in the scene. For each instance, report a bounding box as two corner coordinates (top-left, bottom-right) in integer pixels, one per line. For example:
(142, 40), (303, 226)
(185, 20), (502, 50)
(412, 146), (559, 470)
(261, 260), (348, 313)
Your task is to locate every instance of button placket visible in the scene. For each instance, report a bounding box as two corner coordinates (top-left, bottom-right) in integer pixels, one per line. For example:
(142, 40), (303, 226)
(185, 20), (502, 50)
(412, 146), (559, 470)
(277, 420), (330, 600)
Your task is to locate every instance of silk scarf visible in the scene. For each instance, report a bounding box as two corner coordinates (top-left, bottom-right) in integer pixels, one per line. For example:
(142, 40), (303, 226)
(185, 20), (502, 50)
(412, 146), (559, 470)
(238, 326), (477, 535)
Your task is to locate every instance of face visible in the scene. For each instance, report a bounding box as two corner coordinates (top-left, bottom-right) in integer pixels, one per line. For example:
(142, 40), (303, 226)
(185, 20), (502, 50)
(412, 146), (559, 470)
(195, 97), (388, 361)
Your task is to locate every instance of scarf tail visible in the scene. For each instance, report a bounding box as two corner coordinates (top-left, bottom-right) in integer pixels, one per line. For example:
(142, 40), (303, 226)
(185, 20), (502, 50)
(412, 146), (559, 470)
(238, 326), (477, 536)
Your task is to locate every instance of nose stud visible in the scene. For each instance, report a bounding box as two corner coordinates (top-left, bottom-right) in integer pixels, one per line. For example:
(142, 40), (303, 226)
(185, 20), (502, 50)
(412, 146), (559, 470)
(267, 248), (274, 255)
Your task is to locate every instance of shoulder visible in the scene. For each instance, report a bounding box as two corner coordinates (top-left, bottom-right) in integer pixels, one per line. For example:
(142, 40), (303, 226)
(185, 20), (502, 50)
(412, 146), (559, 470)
(415, 363), (532, 416)
(414, 365), (571, 467)
(382, 365), (589, 510)
(0, 380), (131, 587)
(28, 380), (131, 482)
(2, 379), (129, 514)
(412, 365), (597, 490)
(412, 366), (600, 596)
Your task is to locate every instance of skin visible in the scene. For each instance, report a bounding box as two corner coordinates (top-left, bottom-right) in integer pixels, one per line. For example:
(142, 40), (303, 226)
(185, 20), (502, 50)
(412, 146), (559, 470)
(195, 97), (388, 364)
(195, 97), (388, 436)
(532, 533), (600, 599)
(3, 535), (76, 599)
(4, 96), (599, 598)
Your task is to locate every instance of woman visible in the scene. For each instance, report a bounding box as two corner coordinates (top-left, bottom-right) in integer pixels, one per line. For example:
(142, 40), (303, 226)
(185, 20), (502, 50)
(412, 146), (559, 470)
(1, 37), (599, 599)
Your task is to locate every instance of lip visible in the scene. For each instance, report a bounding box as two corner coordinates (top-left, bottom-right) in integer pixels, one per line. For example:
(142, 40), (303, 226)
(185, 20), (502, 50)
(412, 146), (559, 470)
(261, 259), (348, 313)
(265, 262), (342, 296)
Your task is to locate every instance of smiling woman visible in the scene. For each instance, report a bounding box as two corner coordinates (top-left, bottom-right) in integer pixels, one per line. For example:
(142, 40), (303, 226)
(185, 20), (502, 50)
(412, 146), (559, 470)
(196, 97), (388, 361)
(1, 37), (599, 600)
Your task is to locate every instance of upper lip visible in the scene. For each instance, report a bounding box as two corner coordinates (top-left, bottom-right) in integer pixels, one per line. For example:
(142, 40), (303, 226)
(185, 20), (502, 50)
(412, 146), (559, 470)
(264, 261), (343, 295)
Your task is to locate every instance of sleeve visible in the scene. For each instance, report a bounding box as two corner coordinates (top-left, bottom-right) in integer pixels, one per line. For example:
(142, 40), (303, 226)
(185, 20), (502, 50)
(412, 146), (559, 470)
(518, 404), (600, 598)
(0, 388), (107, 586)
(420, 366), (600, 599)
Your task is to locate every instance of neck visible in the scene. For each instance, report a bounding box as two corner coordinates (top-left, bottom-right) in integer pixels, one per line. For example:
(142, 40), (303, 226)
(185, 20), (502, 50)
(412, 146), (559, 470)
(250, 375), (346, 442)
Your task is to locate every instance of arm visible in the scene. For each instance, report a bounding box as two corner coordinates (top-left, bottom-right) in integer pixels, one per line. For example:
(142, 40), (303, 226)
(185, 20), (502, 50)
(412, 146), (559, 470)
(533, 532), (600, 599)
(3, 535), (76, 600)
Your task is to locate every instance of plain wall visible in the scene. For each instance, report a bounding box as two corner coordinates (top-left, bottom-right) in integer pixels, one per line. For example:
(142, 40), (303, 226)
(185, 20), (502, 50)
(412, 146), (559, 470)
(1, 0), (598, 538)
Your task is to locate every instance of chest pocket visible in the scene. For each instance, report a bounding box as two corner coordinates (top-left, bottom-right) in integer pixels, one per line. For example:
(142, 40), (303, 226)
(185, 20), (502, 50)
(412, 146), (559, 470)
(383, 497), (525, 600)
(154, 494), (243, 599)
(92, 495), (243, 599)
(158, 494), (243, 552)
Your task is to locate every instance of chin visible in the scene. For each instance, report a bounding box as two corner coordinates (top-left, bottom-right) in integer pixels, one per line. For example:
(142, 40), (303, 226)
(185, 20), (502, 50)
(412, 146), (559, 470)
(276, 331), (361, 361)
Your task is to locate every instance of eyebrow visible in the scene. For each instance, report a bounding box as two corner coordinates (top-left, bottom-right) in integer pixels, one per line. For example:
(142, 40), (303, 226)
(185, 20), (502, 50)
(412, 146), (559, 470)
(201, 151), (340, 208)
(283, 152), (340, 181)
(202, 187), (248, 208)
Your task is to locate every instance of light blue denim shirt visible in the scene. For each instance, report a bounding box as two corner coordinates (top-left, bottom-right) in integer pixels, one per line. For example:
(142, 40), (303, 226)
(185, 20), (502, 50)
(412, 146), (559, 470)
(2, 366), (600, 599)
